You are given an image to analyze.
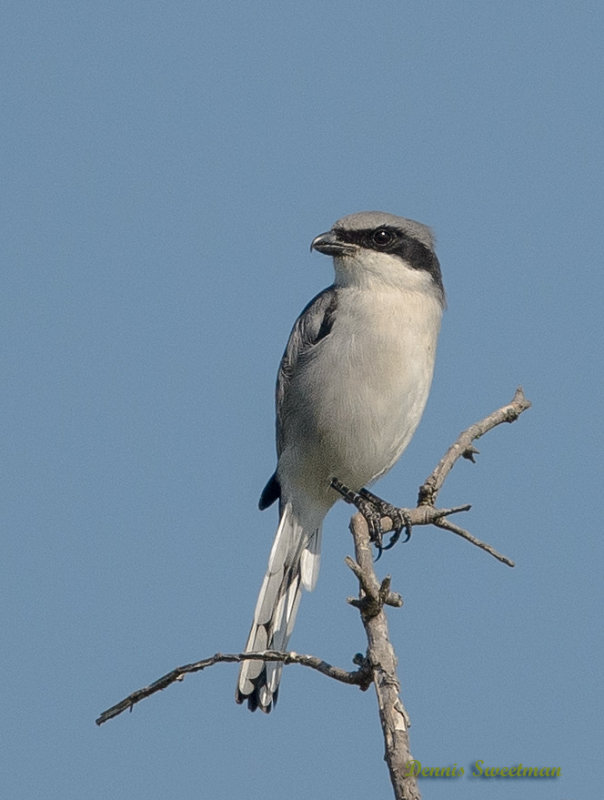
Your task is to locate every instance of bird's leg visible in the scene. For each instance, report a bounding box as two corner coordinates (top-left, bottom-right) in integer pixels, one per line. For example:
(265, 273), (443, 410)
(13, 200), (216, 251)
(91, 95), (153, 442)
(330, 478), (412, 556)
(330, 478), (386, 548)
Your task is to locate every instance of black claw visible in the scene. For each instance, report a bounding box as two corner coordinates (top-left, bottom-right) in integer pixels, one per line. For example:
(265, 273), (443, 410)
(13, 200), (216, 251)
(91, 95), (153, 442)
(381, 523), (409, 551)
(382, 529), (401, 551)
(382, 511), (412, 549)
(331, 477), (411, 556)
(365, 511), (384, 551)
(359, 489), (412, 549)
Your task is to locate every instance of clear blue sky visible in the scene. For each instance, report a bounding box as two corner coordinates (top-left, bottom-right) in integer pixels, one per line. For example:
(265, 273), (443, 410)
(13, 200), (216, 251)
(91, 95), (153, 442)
(3, 2), (602, 799)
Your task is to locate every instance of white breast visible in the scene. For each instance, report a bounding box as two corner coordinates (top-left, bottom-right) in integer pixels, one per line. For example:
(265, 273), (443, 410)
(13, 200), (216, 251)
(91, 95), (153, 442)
(279, 283), (442, 505)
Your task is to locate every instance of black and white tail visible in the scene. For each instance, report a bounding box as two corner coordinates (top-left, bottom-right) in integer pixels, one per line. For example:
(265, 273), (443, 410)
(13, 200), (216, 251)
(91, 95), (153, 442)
(236, 502), (322, 712)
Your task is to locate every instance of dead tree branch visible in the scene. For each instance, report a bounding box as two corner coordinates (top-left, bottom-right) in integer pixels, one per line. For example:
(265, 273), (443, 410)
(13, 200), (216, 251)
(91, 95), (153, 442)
(96, 388), (531, 799)
(418, 386), (531, 506)
(343, 387), (531, 567)
(348, 513), (420, 800)
(96, 651), (371, 726)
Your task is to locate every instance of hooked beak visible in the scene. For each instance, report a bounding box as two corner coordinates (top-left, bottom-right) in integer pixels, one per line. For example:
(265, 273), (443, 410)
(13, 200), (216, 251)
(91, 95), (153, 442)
(310, 230), (356, 256)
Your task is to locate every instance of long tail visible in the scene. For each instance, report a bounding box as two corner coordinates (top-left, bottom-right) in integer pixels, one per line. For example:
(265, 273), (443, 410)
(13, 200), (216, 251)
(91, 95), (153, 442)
(236, 502), (322, 712)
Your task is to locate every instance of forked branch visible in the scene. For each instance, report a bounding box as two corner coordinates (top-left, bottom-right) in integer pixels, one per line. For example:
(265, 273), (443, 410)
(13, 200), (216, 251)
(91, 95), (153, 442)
(96, 386), (531, 800)
(338, 387), (531, 567)
(418, 386), (531, 506)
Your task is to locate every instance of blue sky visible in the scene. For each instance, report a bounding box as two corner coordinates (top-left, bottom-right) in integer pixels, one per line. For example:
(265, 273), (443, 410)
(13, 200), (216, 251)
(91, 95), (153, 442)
(2, 2), (602, 798)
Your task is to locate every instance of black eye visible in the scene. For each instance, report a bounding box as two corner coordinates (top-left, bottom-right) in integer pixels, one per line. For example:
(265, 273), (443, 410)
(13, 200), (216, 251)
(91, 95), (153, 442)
(372, 228), (394, 248)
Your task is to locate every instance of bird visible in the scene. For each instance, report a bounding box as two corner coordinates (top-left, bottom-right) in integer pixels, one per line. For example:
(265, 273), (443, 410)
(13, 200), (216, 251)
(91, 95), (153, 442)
(236, 211), (445, 712)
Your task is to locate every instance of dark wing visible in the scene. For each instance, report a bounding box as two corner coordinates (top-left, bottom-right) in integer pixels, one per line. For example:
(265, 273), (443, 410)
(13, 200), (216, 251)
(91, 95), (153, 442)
(258, 286), (338, 510)
(276, 286), (338, 453)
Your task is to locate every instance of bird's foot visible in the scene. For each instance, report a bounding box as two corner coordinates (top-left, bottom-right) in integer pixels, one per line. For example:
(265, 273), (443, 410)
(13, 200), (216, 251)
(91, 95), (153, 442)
(358, 488), (413, 551)
(330, 479), (412, 558)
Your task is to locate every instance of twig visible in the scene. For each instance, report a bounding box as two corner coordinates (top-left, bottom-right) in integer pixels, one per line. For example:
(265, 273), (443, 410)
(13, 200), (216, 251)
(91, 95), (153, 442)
(341, 388), (530, 567)
(434, 517), (515, 567)
(367, 508), (515, 567)
(96, 650), (371, 726)
(418, 386), (531, 506)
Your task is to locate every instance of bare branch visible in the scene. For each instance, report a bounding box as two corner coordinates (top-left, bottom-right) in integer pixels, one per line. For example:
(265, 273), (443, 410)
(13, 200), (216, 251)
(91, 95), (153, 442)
(337, 388), (531, 798)
(418, 386), (531, 506)
(349, 513), (421, 800)
(334, 388), (530, 567)
(371, 506), (515, 567)
(96, 386), (531, 800)
(96, 650), (371, 726)
(434, 517), (515, 567)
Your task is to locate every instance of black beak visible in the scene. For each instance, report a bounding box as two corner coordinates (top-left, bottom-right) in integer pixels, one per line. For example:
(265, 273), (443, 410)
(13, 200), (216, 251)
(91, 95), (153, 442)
(310, 231), (355, 256)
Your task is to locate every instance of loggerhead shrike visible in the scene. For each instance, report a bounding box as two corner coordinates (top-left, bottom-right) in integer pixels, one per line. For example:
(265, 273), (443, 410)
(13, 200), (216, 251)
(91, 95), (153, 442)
(236, 211), (445, 712)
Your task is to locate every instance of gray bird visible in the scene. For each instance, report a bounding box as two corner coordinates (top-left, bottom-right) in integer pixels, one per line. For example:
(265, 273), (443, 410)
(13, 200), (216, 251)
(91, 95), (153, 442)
(236, 211), (445, 712)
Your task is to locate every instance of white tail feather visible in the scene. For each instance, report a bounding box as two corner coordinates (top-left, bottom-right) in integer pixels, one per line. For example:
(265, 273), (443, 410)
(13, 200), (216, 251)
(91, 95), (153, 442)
(236, 502), (322, 712)
(300, 528), (322, 591)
